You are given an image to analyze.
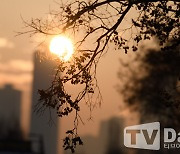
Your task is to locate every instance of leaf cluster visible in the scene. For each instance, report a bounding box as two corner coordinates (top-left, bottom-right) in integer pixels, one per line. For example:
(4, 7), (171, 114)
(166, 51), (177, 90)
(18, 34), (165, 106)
(63, 129), (83, 153)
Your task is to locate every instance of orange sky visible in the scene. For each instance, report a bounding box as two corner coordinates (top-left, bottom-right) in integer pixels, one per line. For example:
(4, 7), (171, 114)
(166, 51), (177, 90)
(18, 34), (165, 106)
(0, 1), (141, 153)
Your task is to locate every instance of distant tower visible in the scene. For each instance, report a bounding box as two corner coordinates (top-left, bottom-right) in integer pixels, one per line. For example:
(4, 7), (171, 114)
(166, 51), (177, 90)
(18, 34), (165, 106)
(30, 51), (58, 154)
(106, 117), (124, 154)
(0, 84), (22, 139)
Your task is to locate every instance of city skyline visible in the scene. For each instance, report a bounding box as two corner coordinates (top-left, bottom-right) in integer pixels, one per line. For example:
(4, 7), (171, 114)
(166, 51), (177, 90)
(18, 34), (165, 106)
(0, 1), (140, 154)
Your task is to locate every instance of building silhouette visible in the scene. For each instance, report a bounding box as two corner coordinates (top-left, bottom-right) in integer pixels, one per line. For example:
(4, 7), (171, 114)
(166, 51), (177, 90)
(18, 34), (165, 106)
(106, 117), (124, 154)
(30, 51), (58, 154)
(64, 117), (125, 154)
(0, 84), (22, 139)
(0, 84), (35, 153)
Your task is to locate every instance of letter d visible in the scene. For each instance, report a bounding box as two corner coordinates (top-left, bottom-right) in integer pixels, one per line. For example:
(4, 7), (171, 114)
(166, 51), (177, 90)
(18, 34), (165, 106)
(164, 128), (176, 142)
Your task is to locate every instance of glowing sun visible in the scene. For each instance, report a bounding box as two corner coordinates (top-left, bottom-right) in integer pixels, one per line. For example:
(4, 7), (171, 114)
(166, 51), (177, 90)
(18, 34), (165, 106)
(49, 35), (74, 61)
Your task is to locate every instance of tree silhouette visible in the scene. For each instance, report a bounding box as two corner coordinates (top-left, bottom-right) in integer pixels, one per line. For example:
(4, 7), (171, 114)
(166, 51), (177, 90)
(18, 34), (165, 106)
(119, 40), (180, 127)
(118, 40), (180, 154)
(21, 0), (180, 152)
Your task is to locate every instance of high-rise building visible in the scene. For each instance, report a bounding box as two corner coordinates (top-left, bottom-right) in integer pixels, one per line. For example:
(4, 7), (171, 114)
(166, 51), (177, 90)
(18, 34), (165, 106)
(30, 51), (58, 154)
(64, 117), (125, 154)
(106, 117), (124, 154)
(0, 84), (34, 153)
(0, 84), (22, 139)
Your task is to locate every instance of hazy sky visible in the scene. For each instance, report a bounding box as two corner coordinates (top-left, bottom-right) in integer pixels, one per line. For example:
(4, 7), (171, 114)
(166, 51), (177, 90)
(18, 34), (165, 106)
(0, 1), (138, 153)
(0, 0), (57, 135)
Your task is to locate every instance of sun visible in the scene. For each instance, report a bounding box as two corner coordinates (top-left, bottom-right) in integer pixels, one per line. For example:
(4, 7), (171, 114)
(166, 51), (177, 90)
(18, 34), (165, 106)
(49, 35), (74, 61)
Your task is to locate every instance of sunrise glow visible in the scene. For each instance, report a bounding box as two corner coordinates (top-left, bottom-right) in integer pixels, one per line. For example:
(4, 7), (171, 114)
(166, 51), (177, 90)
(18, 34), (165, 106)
(49, 35), (74, 61)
